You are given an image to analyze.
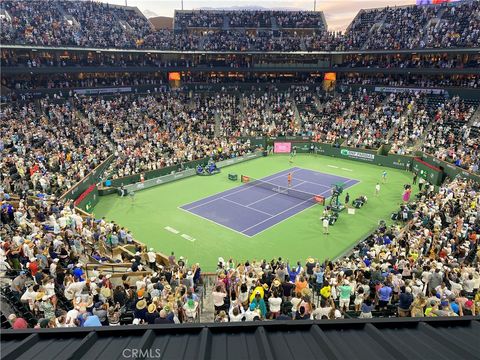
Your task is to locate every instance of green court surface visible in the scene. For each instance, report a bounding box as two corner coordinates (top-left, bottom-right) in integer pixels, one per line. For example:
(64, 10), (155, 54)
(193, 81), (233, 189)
(94, 154), (415, 271)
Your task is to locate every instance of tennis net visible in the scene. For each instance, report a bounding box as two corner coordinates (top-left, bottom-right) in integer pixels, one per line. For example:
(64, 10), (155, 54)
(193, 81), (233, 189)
(241, 175), (326, 204)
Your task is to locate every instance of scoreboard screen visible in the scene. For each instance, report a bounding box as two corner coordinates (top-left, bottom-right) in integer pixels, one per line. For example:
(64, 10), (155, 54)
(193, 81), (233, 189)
(417, 0), (463, 4)
(274, 142), (291, 153)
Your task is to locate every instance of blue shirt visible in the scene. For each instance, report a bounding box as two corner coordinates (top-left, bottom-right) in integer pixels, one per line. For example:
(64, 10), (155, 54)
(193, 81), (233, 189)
(313, 270), (324, 284)
(450, 302), (459, 314)
(83, 315), (102, 327)
(378, 286), (392, 301)
(73, 267), (84, 280)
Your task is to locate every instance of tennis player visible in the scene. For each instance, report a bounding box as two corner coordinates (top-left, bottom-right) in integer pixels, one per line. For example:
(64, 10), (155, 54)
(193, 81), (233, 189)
(287, 172), (292, 187)
(289, 146), (296, 164)
(382, 170), (387, 183)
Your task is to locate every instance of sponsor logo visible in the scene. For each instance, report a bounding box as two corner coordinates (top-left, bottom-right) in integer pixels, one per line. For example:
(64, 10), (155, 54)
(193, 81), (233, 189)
(340, 149), (375, 161)
(392, 161), (406, 168)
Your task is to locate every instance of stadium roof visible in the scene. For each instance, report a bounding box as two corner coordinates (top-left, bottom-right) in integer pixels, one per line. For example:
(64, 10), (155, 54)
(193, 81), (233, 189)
(2, 317), (479, 360)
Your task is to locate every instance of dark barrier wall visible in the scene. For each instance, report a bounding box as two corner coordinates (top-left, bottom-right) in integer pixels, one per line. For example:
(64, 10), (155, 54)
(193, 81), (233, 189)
(237, 136), (266, 149)
(412, 157), (442, 186)
(313, 142), (413, 171)
(76, 186), (99, 213)
(60, 154), (115, 202)
(421, 153), (480, 184)
(107, 158), (208, 188)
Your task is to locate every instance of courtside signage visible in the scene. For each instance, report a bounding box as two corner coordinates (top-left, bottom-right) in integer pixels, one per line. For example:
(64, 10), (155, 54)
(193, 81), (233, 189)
(340, 149), (375, 161)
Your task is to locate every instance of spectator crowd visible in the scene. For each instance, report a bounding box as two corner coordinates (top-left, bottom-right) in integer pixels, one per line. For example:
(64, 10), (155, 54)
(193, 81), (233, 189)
(1, 1), (479, 51)
(0, 0), (479, 331)
(1, 174), (478, 328)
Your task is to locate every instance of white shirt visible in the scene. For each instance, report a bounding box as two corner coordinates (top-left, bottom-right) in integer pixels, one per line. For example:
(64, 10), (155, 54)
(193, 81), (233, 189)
(65, 309), (79, 326)
(268, 297), (282, 313)
(147, 251), (156, 263)
(244, 309), (258, 322)
(229, 306), (245, 322)
(312, 307), (331, 320)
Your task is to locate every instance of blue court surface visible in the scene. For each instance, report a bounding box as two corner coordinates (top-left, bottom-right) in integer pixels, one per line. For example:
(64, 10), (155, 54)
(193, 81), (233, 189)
(180, 167), (359, 237)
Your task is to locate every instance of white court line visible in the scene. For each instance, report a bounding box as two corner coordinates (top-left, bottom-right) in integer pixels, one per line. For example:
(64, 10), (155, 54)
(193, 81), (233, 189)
(341, 168), (353, 172)
(221, 197), (274, 216)
(246, 180), (307, 206)
(164, 226), (180, 234)
(181, 234), (196, 242)
(293, 178), (331, 189)
(240, 187), (332, 233)
(179, 168), (362, 238)
(184, 168), (302, 212)
(328, 165), (339, 168)
(247, 178), (362, 237)
(177, 206), (253, 238)
(294, 166), (361, 184)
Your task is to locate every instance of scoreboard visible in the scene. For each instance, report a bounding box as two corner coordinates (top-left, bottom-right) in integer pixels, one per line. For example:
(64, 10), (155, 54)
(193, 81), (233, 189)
(412, 157), (443, 185)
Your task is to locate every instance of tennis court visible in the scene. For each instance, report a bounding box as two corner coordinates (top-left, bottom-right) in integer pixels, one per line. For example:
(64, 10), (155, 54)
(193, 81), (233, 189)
(180, 167), (359, 236)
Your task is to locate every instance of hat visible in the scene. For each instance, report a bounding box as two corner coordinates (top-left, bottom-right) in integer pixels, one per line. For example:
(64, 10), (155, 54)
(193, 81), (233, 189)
(137, 289), (145, 299)
(76, 263), (83, 268)
(147, 303), (156, 313)
(135, 252), (141, 256)
(42, 294), (50, 301)
(86, 297), (94, 308)
(105, 274), (112, 279)
(52, 258), (60, 263)
(164, 284), (171, 291)
(90, 277), (96, 282)
(307, 257), (315, 264)
(262, 283), (269, 290)
(149, 248), (154, 252)
(416, 279), (423, 286)
(249, 303), (256, 311)
(94, 301), (103, 309)
(273, 279), (281, 287)
(136, 299), (147, 310)
(187, 271), (192, 276)
(464, 300), (474, 309)
(35, 292), (45, 301)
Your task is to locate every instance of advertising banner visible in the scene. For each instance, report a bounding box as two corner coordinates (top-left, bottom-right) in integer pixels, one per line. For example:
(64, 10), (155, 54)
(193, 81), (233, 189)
(340, 149), (375, 162)
(274, 142), (292, 153)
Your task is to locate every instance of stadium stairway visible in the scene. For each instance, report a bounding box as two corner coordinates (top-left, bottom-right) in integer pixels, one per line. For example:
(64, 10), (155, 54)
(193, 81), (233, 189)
(291, 96), (301, 127)
(223, 15), (230, 30)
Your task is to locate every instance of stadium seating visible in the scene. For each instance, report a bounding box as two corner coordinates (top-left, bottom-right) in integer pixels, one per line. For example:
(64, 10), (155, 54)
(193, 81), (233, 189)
(0, 0), (479, 331)
(1, 1), (479, 50)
